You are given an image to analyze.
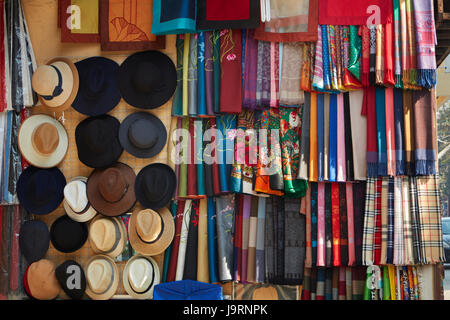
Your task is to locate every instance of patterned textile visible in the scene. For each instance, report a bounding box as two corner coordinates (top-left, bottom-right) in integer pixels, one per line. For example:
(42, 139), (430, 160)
(312, 25), (325, 91)
(362, 178), (376, 266)
(311, 183), (318, 266)
(386, 178), (395, 264)
(393, 177), (404, 265)
(331, 183), (340, 266)
(279, 43), (304, 106)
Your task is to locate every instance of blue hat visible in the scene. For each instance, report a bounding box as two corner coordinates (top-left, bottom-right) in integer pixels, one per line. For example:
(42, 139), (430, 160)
(19, 220), (50, 263)
(72, 57), (121, 116)
(17, 166), (66, 215)
(153, 280), (223, 300)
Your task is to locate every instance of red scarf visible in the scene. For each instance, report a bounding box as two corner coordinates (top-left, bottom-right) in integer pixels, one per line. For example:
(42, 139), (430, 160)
(331, 183), (341, 266)
(319, 0), (393, 25)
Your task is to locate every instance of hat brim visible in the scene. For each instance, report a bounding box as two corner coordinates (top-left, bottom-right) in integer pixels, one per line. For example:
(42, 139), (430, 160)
(122, 255), (160, 299)
(18, 115), (68, 169)
(50, 215), (88, 253)
(72, 57), (121, 116)
(134, 163), (176, 210)
(87, 162), (137, 217)
(85, 255), (119, 300)
(37, 57), (79, 114)
(17, 166), (66, 215)
(119, 112), (167, 159)
(63, 176), (98, 223)
(128, 207), (174, 256)
(117, 51), (177, 109)
(88, 215), (127, 259)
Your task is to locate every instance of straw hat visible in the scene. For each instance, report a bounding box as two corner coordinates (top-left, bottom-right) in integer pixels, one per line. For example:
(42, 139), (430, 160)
(85, 255), (119, 300)
(122, 255), (160, 299)
(63, 176), (97, 223)
(18, 114), (68, 168)
(88, 215), (127, 258)
(128, 208), (174, 256)
(24, 259), (61, 300)
(32, 57), (79, 113)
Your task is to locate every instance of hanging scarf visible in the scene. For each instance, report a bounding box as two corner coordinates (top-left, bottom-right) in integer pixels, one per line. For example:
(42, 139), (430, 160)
(353, 182), (366, 266)
(369, 26), (377, 86)
(329, 94), (338, 181)
(197, 201), (208, 283)
(279, 42), (304, 106)
(394, 88), (405, 175)
(300, 43), (312, 92)
(183, 200), (199, 280)
(216, 194), (236, 282)
(317, 183), (326, 266)
(376, 87), (388, 177)
(393, 0), (403, 88)
(269, 42), (280, 107)
(243, 29), (258, 110)
(413, 0), (437, 88)
(298, 92), (310, 180)
(268, 109), (284, 192)
(316, 268), (325, 300)
(323, 95), (330, 181)
(393, 177), (404, 265)
(409, 177), (422, 264)
(403, 90), (415, 175)
(343, 92), (354, 181)
(384, 7), (395, 86)
(302, 268), (311, 300)
(172, 35), (184, 116)
(380, 178), (389, 265)
(177, 117), (189, 198)
(348, 90), (367, 181)
(412, 89), (437, 175)
(187, 118), (198, 198)
(241, 195), (251, 283)
(385, 87), (396, 177)
(313, 25), (325, 92)
(317, 94), (325, 181)
(163, 201), (178, 282)
(166, 200), (186, 282)
(335, 26), (344, 91)
(405, 0), (417, 85)
(375, 24), (385, 85)
(212, 31), (221, 113)
(344, 184), (355, 266)
(204, 31), (216, 116)
(255, 197), (266, 283)
(339, 183), (348, 266)
(360, 25), (370, 87)
(217, 115), (237, 193)
(399, 0), (412, 87)
(347, 25), (362, 83)
(342, 26), (361, 90)
(338, 267), (346, 300)
(176, 200), (192, 280)
(336, 94), (346, 182)
(325, 183), (333, 266)
(188, 35), (198, 116)
(373, 179), (382, 265)
(203, 119), (215, 197)
(305, 187), (312, 268)
(207, 198), (218, 283)
(197, 32), (207, 116)
(322, 25), (332, 91)
(362, 178), (376, 266)
(332, 267), (339, 300)
(311, 183), (318, 266)
(210, 119), (221, 195)
(309, 93), (319, 182)
(327, 25), (339, 91)
(256, 40), (271, 107)
(386, 178), (395, 265)
(182, 34), (190, 116)
(233, 195), (243, 282)
(331, 183), (341, 266)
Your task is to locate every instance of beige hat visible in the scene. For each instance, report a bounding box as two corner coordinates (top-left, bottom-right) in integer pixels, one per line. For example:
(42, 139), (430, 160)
(18, 114), (68, 168)
(88, 215), (127, 258)
(128, 208), (174, 256)
(63, 176), (97, 223)
(122, 255), (160, 299)
(24, 259), (61, 300)
(85, 255), (119, 300)
(32, 57), (79, 113)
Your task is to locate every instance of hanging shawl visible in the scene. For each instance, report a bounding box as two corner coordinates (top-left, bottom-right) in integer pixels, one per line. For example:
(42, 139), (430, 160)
(335, 26), (344, 90)
(207, 198), (218, 283)
(183, 200), (199, 280)
(375, 24), (385, 85)
(323, 95), (330, 181)
(172, 35), (184, 116)
(393, 0), (403, 88)
(268, 109), (284, 192)
(216, 194), (236, 282)
(362, 178), (376, 266)
(339, 184), (348, 266)
(349, 90), (367, 180)
(346, 183), (355, 266)
(380, 178), (389, 265)
(375, 87), (387, 177)
(256, 40), (271, 107)
(327, 25), (339, 91)
(316, 268), (325, 300)
(300, 43), (313, 92)
(243, 30), (258, 110)
(305, 187), (312, 268)
(217, 115), (237, 193)
(369, 26), (376, 86)
(386, 178), (395, 264)
(393, 177), (404, 265)
(163, 202), (177, 282)
(322, 25), (332, 91)
(331, 183), (341, 266)
(188, 35), (198, 116)
(360, 25), (370, 87)
(401, 178), (414, 265)
(311, 183), (318, 266)
(233, 195), (243, 281)
(324, 183), (333, 266)
(241, 195), (251, 283)
(385, 88), (396, 177)
(166, 200), (186, 282)
(342, 26), (361, 90)
(176, 200), (192, 280)
(317, 94), (325, 181)
(343, 93), (354, 181)
(204, 31), (216, 116)
(312, 25), (325, 91)
(353, 182), (366, 266)
(373, 179), (382, 265)
(319, 0), (393, 25)
(317, 183), (326, 266)
(402, 90), (415, 175)
(347, 25), (362, 84)
(412, 89), (437, 175)
(213, 31), (221, 113)
(336, 94), (346, 182)
(384, 7), (395, 86)
(197, 33), (207, 117)
(309, 93), (319, 182)
(413, 0), (437, 88)
(298, 92), (310, 180)
(255, 197), (266, 283)
(405, 0), (417, 85)
(269, 42), (280, 108)
(328, 94), (338, 181)
(409, 177), (422, 264)
(394, 88), (405, 175)
(198, 200), (209, 282)
(182, 34), (190, 116)
(279, 42), (304, 106)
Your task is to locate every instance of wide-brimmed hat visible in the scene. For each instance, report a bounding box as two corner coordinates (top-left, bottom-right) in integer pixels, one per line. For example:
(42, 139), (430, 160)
(87, 162), (136, 217)
(88, 215), (127, 258)
(122, 255), (160, 299)
(50, 215), (88, 253)
(18, 114), (69, 168)
(85, 255), (119, 300)
(128, 208), (174, 256)
(55, 260), (86, 300)
(24, 259), (61, 300)
(19, 220), (50, 264)
(134, 163), (176, 210)
(72, 57), (121, 116)
(17, 166), (66, 215)
(63, 176), (97, 223)
(32, 57), (79, 113)
(119, 112), (167, 159)
(117, 50), (177, 109)
(75, 115), (123, 169)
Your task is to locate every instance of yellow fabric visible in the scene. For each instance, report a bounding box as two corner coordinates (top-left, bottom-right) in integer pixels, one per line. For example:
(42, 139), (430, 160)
(71, 0), (99, 35)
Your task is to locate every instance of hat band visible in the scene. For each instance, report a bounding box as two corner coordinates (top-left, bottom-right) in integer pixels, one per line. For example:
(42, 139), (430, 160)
(90, 259), (115, 295)
(41, 65), (64, 101)
(71, 181), (91, 215)
(128, 259), (155, 295)
(136, 214), (164, 245)
(103, 183), (130, 204)
(101, 219), (122, 255)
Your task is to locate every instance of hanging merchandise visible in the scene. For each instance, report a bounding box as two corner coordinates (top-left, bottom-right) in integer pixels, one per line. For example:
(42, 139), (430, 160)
(151, 0), (197, 36)
(59, 0), (100, 43)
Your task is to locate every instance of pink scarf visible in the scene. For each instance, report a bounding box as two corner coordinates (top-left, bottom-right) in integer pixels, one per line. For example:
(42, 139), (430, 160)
(317, 182), (326, 266)
(385, 87), (396, 176)
(346, 183), (356, 266)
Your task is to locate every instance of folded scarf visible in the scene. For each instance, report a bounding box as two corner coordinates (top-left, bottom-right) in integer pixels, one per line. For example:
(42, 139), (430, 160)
(362, 178), (376, 266)
(311, 183), (318, 266)
(346, 183), (355, 266)
(344, 92), (354, 181)
(309, 93), (319, 182)
(279, 42), (304, 106)
(385, 87), (396, 176)
(336, 94), (346, 182)
(413, 0), (437, 88)
(256, 40), (271, 107)
(376, 87), (388, 176)
(298, 92), (311, 180)
(329, 94), (338, 181)
(375, 24), (385, 85)
(386, 178), (395, 265)
(412, 89), (437, 175)
(317, 94), (325, 181)
(323, 94), (330, 181)
(188, 35), (198, 116)
(313, 25), (325, 91)
(172, 35), (184, 116)
(349, 90), (366, 180)
(317, 183), (326, 267)
(339, 183), (348, 266)
(384, 7), (395, 86)
(243, 29), (258, 110)
(353, 182), (366, 266)
(394, 89), (405, 175)
(347, 25), (362, 83)
(325, 183), (333, 266)
(331, 183), (341, 266)
(393, 0), (403, 88)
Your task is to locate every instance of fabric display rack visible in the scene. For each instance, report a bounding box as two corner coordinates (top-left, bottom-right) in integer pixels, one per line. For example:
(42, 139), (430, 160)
(0, 0), (445, 300)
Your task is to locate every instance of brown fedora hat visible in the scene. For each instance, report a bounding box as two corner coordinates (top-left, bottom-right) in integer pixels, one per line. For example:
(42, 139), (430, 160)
(24, 259), (61, 300)
(88, 215), (127, 258)
(128, 208), (174, 256)
(32, 57), (79, 113)
(87, 162), (136, 217)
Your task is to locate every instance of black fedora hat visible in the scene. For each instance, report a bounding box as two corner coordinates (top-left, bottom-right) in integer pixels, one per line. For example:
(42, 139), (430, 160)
(19, 220), (50, 264)
(72, 57), (121, 116)
(17, 166), (66, 215)
(75, 115), (123, 168)
(119, 112), (167, 158)
(50, 215), (88, 253)
(55, 260), (86, 300)
(135, 163), (176, 210)
(117, 50), (177, 109)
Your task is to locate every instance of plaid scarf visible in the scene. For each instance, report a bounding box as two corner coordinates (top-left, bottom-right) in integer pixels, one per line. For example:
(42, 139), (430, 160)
(413, 0), (437, 88)
(363, 177), (376, 266)
(380, 178), (389, 265)
(401, 177), (415, 265)
(409, 177), (422, 264)
(386, 178), (395, 264)
(393, 177), (405, 265)
(373, 179), (383, 265)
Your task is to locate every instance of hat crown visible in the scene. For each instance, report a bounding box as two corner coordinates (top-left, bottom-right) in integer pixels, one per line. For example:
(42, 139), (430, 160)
(86, 66), (105, 96)
(133, 61), (162, 94)
(64, 180), (88, 213)
(27, 259), (60, 300)
(90, 218), (115, 252)
(128, 258), (153, 292)
(32, 65), (60, 96)
(98, 168), (127, 203)
(87, 259), (113, 294)
(27, 170), (57, 205)
(128, 118), (157, 149)
(84, 120), (112, 153)
(31, 123), (59, 156)
(136, 210), (162, 243)
(143, 170), (168, 203)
